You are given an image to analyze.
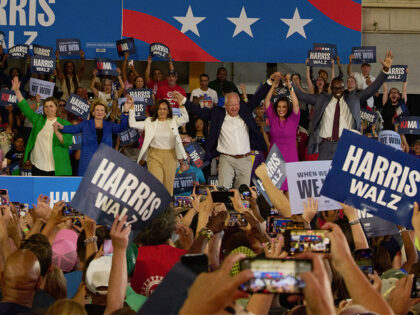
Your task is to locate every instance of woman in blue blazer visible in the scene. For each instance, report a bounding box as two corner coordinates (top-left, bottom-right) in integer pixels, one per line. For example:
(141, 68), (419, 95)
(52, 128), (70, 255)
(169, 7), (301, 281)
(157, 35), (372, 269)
(54, 99), (131, 176)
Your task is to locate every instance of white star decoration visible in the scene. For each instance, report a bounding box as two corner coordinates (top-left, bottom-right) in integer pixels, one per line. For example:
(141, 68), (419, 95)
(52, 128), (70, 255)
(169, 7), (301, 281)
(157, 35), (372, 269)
(280, 8), (312, 39)
(174, 6), (206, 36)
(227, 6), (259, 38)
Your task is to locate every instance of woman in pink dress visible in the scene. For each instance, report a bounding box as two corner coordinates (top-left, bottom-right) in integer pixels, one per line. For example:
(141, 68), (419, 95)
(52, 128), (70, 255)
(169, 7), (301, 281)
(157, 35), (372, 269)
(264, 75), (300, 192)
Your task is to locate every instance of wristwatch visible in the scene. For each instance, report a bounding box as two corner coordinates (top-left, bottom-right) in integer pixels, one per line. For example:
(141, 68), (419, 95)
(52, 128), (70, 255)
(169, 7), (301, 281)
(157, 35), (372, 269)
(198, 227), (214, 240)
(349, 219), (360, 226)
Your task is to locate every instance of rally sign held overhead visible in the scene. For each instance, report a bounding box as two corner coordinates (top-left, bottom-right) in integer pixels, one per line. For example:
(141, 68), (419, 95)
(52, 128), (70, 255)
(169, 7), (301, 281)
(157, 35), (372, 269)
(56, 38), (81, 56)
(65, 94), (90, 120)
(265, 144), (287, 189)
(33, 44), (54, 57)
(96, 58), (118, 76)
(70, 144), (172, 232)
(286, 161), (340, 214)
(386, 65), (407, 82)
(398, 116), (420, 135)
(30, 56), (55, 74)
(8, 44), (29, 58)
(307, 49), (332, 66)
(0, 89), (17, 107)
(320, 129), (420, 228)
(351, 46), (376, 64)
(29, 78), (55, 99)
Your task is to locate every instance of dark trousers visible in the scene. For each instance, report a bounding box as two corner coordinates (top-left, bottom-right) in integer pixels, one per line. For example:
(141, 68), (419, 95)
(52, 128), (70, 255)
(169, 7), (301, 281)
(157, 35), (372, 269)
(318, 139), (339, 160)
(32, 165), (55, 176)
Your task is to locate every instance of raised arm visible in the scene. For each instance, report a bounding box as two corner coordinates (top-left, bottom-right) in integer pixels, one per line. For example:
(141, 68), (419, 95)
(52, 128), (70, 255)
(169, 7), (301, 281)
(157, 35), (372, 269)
(145, 55), (152, 86)
(336, 56), (344, 79)
(127, 96), (146, 131)
(306, 59), (315, 94)
(400, 228), (417, 272)
(121, 52), (129, 83)
(255, 163), (291, 218)
(359, 51), (393, 103)
(55, 50), (64, 84)
(168, 53), (175, 72)
(263, 79), (278, 110)
(342, 204), (369, 249)
(116, 68), (125, 98)
(285, 74), (299, 115)
(78, 50), (85, 80)
(402, 67), (408, 104)
(184, 99), (211, 121)
(90, 69), (99, 97)
(347, 54), (355, 77)
(247, 72), (281, 111)
(328, 59), (335, 94)
(382, 82), (388, 106)
(12, 77), (40, 124)
(104, 215), (131, 315)
(291, 81), (318, 105)
(173, 91), (190, 127)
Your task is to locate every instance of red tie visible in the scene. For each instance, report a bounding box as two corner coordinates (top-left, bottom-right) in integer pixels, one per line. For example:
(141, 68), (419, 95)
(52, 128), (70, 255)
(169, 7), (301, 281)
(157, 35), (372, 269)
(332, 99), (340, 141)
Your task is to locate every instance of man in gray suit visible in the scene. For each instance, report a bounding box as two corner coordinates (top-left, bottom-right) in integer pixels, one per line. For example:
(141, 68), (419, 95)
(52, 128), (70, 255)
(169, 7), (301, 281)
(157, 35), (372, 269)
(293, 50), (394, 160)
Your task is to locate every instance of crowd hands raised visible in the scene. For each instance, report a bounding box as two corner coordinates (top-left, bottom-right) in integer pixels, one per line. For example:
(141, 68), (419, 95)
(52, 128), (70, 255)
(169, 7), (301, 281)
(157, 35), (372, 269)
(1, 182), (420, 314)
(0, 45), (419, 315)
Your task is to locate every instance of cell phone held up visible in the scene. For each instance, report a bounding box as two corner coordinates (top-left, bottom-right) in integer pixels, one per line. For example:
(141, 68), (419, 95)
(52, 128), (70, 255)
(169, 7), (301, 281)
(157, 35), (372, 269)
(239, 258), (312, 294)
(62, 203), (83, 217)
(285, 229), (331, 256)
(353, 249), (374, 278)
(225, 211), (247, 227)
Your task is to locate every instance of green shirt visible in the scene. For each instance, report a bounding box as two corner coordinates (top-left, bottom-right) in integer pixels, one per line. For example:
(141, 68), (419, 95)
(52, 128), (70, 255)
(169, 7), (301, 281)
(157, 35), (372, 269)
(17, 99), (73, 175)
(208, 79), (240, 97)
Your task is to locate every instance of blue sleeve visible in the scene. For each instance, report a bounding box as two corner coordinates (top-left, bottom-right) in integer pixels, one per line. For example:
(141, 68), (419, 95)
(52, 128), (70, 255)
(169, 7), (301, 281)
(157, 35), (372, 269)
(112, 114), (128, 134)
(62, 122), (83, 134)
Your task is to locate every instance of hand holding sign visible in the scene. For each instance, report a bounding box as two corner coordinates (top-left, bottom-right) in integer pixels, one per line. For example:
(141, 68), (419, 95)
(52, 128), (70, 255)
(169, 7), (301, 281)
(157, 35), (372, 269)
(125, 95), (134, 111)
(172, 90), (185, 106)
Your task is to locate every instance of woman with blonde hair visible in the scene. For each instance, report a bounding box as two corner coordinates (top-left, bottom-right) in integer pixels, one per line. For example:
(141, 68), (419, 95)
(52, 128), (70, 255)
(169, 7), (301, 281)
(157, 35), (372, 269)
(46, 299), (87, 315)
(54, 99), (131, 176)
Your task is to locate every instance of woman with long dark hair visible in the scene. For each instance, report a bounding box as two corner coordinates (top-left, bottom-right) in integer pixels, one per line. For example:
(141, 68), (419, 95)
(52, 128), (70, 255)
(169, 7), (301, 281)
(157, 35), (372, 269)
(55, 50), (85, 101)
(264, 75), (300, 191)
(129, 96), (189, 195)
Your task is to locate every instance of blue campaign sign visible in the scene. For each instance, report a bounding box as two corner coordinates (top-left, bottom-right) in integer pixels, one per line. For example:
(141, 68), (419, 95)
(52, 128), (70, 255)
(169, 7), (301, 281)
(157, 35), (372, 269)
(173, 173), (195, 195)
(56, 38), (81, 56)
(123, 0), (361, 62)
(185, 142), (209, 169)
(352, 46), (376, 64)
(127, 89), (154, 106)
(149, 42), (170, 60)
(308, 49), (332, 66)
(33, 44), (53, 57)
(30, 55), (55, 74)
(118, 128), (140, 146)
(70, 144), (172, 233)
(378, 130), (402, 151)
(313, 43), (337, 59)
(0, 176), (82, 207)
(252, 177), (273, 207)
(360, 108), (379, 125)
(358, 209), (398, 238)
(0, 89), (17, 106)
(65, 94), (90, 120)
(70, 133), (82, 151)
(8, 44), (29, 58)
(387, 65), (407, 82)
(96, 58), (118, 76)
(116, 38), (136, 57)
(265, 144), (287, 189)
(320, 129), (420, 228)
(398, 116), (420, 135)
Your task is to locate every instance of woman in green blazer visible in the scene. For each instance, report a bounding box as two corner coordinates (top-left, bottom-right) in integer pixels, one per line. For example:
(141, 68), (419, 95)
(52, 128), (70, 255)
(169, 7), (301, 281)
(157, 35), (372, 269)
(11, 77), (73, 176)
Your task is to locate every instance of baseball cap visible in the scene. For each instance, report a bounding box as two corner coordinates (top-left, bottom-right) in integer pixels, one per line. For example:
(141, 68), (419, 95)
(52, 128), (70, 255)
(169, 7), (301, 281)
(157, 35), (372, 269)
(85, 255), (112, 295)
(168, 70), (178, 77)
(52, 229), (78, 273)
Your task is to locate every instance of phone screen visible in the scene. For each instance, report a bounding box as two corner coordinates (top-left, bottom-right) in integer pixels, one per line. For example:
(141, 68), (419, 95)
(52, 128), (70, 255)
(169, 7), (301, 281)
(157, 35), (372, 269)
(173, 196), (193, 208)
(354, 249), (373, 277)
(225, 212), (247, 227)
(181, 254), (208, 275)
(0, 189), (8, 205)
(211, 191), (234, 203)
(239, 258), (312, 294)
(286, 230), (331, 255)
(62, 203), (82, 217)
(267, 217), (291, 234)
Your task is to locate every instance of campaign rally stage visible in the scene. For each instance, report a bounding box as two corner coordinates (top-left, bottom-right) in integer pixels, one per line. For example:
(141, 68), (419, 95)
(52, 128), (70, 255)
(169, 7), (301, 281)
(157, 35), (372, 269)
(70, 144), (172, 233)
(286, 160), (340, 214)
(321, 129), (420, 228)
(0, 176), (82, 207)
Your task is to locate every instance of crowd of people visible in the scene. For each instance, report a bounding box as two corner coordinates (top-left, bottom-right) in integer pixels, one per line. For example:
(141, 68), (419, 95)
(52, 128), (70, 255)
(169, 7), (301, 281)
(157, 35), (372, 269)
(0, 43), (419, 315)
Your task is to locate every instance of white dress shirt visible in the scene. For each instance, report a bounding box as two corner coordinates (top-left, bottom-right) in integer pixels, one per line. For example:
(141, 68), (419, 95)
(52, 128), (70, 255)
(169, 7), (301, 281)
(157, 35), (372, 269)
(354, 72), (376, 108)
(217, 112), (250, 155)
(150, 120), (175, 150)
(319, 97), (354, 138)
(31, 118), (56, 171)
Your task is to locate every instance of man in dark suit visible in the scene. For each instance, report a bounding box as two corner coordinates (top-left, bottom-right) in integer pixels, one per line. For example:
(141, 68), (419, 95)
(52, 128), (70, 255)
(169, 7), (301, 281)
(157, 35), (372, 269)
(173, 72), (280, 188)
(293, 50), (394, 160)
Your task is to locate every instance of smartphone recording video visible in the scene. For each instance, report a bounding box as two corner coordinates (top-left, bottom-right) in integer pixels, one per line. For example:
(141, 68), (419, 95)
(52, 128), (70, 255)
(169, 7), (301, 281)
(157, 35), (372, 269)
(354, 249), (373, 277)
(211, 191), (234, 203)
(225, 212), (247, 227)
(62, 203), (82, 217)
(267, 217), (292, 235)
(285, 229), (331, 255)
(173, 196), (193, 208)
(239, 258), (312, 294)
